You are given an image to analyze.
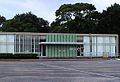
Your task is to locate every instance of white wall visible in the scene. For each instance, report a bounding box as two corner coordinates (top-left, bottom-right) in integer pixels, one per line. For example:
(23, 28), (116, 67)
(83, 36), (116, 57)
(83, 37), (90, 56)
(109, 37), (116, 56)
(97, 37), (104, 56)
(92, 37), (97, 56)
(0, 35), (14, 53)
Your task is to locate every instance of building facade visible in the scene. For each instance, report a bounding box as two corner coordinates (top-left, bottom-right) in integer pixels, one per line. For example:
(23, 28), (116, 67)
(0, 32), (118, 57)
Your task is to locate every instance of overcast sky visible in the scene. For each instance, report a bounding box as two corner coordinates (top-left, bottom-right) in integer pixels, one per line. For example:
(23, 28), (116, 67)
(0, 0), (120, 23)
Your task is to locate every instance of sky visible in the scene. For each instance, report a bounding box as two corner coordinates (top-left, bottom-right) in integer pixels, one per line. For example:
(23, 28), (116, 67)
(0, 0), (120, 23)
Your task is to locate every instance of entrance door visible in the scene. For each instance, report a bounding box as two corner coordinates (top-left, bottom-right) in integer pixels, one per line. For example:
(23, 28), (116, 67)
(42, 45), (46, 57)
(77, 45), (84, 57)
(40, 39), (46, 57)
(41, 45), (46, 57)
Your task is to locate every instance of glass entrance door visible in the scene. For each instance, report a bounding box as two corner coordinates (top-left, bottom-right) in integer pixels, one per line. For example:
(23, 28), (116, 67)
(40, 39), (46, 57)
(77, 45), (84, 57)
(42, 45), (46, 57)
(41, 45), (46, 57)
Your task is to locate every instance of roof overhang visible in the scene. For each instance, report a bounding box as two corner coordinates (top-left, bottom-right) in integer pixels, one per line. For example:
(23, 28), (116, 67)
(39, 42), (83, 45)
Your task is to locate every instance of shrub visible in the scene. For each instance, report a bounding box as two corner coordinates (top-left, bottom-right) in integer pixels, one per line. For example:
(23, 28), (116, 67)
(0, 53), (39, 59)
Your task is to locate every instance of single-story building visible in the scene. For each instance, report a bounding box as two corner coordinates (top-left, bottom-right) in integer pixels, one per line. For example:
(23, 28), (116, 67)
(0, 32), (119, 57)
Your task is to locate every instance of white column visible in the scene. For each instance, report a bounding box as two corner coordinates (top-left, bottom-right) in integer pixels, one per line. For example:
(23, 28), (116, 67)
(19, 35), (20, 53)
(34, 37), (35, 53)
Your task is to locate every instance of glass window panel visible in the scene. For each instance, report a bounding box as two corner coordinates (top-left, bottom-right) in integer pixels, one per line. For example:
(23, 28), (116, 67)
(110, 37), (115, 43)
(24, 35), (32, 52)
(110, 45), (115, 56)
(84, 45), (90, 56)
(0, 45), (6, 53)
(92, 37), (96, 43)
(0, 35), (6, 42)
(97, 45), (103, 56)
(97, 37), (103, 43)
(83, 37), (90, 43)
(15, 35), (19, 52)
(104, 37), (109, 43)
(7, 45), (14, 53)
(6, 35), (14, 42)
(92, 45), (96, 56)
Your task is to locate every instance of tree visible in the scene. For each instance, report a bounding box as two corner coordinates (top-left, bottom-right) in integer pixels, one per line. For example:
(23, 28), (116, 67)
(0, 15), (6, 31)
(2, 12), (49, 32)
(0, 15), (6, 25)
(98, 3), (120, 34)
(50, 3), (100, 33)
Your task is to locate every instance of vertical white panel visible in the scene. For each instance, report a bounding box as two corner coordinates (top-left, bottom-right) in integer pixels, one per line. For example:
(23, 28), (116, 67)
(0, 35), (6, 42)
(105, 45), (110, 53)
(97, 45), (103, 56)
(110, 37), (116, 56)
(92, 37), (96, 56)
(84, 44), (90, 56)
(0, 35), (7, 53)
(97, 37), (103, 56)
(83, 37), (90, 56)
(104, 37), (109, 43)
(6, 35), (14, 53)
(0, 45), (6, 53)
(110, 45), (115, 56)
(103, 37), (110, 56)
(7, 45), (14, 53)
(110, 37), (115, 43)
(83, 37), (90, 43)
(97, 37), (103, 43)
(92, 45), (96, 56)
(0, 35), (14, 53)
(7, 35), (14, 42)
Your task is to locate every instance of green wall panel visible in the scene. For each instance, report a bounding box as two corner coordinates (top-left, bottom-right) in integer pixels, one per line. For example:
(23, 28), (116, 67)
(57, 46), (60, 57)
(66, 46), (69, 57)
(47, 45), (50, 57)
(46, 34), (77, 57)
(47, 34), (76, 42)
(54, 34), (57, 42)
(47, 45), (77, 57)
(69, 46), (73, 57)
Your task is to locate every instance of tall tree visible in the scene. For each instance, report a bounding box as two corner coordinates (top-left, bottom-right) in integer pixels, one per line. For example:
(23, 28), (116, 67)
(0, 15), (6, 25)
(98, 3), (120, 34)
(2, 12), (49, 32)
(50, 3), (100, 33)
(0, 15), (6, 31)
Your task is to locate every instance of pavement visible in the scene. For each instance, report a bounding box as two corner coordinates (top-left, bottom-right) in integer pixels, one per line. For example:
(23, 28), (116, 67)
(0, 59), (120, 82)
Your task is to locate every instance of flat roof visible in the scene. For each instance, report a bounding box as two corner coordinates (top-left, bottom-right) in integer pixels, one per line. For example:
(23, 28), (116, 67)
(0, 32), (118, 37)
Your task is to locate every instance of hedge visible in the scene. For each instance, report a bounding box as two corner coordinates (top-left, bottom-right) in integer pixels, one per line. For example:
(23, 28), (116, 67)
(0, 53), (39, 59)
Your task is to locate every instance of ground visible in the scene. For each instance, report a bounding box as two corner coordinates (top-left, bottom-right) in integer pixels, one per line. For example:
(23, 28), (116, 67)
(0, 59), (120, 82)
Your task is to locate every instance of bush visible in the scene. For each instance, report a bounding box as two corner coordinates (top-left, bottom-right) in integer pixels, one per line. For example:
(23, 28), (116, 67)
(0, 53), (39, 59)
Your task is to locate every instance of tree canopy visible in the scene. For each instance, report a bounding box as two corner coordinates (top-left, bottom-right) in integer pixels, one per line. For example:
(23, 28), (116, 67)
(0, 15), (6, 25)
(50, 3), (100, 33)
(2, 12), (49, 32)
(98, 3), (120, 34)
(0, 3), (120, 35)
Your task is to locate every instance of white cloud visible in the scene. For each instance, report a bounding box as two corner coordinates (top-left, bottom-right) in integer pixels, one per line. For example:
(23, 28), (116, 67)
(91, 0), (120, 12)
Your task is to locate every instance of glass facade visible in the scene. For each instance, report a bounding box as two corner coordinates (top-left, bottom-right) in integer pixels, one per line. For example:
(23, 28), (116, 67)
(0, 33), (118, 57)
(14, 34), (46, 55)
(83, 36), (116, 57)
